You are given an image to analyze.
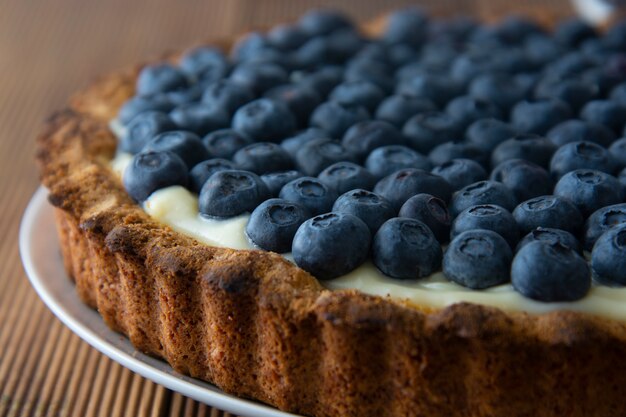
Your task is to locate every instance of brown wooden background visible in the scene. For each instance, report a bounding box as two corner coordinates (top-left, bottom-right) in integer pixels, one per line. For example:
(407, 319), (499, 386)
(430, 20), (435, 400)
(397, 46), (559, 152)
(1, 0), (574, 416)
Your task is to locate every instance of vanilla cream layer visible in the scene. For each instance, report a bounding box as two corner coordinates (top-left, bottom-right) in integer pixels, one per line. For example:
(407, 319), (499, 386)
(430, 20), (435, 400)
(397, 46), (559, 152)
(112, 151), (626, 321)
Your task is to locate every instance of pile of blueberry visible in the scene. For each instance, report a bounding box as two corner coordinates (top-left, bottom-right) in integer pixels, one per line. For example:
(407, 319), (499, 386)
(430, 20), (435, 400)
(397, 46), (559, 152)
(120, 8), (626, 302)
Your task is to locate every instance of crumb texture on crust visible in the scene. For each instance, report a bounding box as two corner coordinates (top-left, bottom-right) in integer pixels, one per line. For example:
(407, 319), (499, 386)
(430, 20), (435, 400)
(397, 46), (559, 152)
(37, 35), (626, 417)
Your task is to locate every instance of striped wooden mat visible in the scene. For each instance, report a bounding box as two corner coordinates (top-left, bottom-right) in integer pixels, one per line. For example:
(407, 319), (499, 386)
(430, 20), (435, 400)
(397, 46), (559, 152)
(0, 0), (574, 416)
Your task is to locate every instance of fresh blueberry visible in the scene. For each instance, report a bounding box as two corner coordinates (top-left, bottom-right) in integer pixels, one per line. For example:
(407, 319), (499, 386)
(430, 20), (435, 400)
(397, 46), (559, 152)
(546, 119), (616, 148)
(611, 83), (626, 107)
(297, 66), (344, 97)
(534, 77), (598, 113)
(164, 85), (205, 106)
(468, 73), (529, 112)
(309, 101), (369, 138)
(375, 94), (437, 128)
(523, 34), (565, 68)
(398, 193), (451, 243)
(543, 51), (595, 79)
(403, 112), (463, 154)
(260, 170), (304, 197)
(583, 203), (626, 251)
(372, 218), (441, 279)
(332, 187), (395, 233)
(280, 128), (329, 158)
(549, 141), (616, 179)
(279, 177), (338, 216)
(201, 80), (254, 115)
(245, 198), (311, 253)
(123, 151), (188, 202)
(198, 170), (270, 217)
(554, 18), (597, 47)
(445, 96), (502, 129)
(413, 41), (459, 72)
(580, 100), (626, 135)
(465, 119), (518, 152)
(554, 169), (624, 217)
(511, 99), (572, 135)
(267, 24), (309, 51)
(329, 80), (385, 113)
(229, 62), (288, 95)
(117, 95), (174, 125)
(231, 32), (271, 62)
(294, 138), (355, 176)
(365, 145), (432, 180)
(136, 64), (189, 96)
(451, 204), (519, 248)
(591, 225), (626, 286)
(382, 7), (427, 47)
(298, 9), (353, 36)
(344, 58), (394, 94)
(443, 230), (512, 289)
(431, 159), (487, 191)
(233, 142), (293, 175)
(429, 141), (489, 169)
(232, 98), (296, 142)
(396, 73), (462, 107)
(326, 29), (367, 63)
(609, 137), (626, 170)
(179, 46), (230, 82)
(512, 195), (583, 236)
(120, 111), (176, 154)
(341, 120), (406, 161)
(491, 133), (556, 169)
(189, 158), (237, 193)
(605, 20), (626, 49)
(511, 241), (590, 302)
(516, 227), (582, 254)
(494, 15), (545, 43)
(450, 50), (497, 85)
(169, 103), (229, 136)
(318, 162), (375, 195)
(450, 180), (517, 217)
(373, 168), (453, 211)
(141, 130), (208, 169)
(202, 129), (252, 159)
(264, 84), (322, 128)
(491, 159), (552, 202)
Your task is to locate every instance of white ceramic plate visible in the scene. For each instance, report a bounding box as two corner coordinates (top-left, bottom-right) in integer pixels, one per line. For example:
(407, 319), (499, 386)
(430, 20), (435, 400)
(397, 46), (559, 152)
(19, 187), (301, 417)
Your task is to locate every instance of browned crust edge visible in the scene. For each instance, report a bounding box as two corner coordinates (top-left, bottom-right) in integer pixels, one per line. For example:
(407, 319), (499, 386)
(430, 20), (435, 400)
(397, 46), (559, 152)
(36, 24), (626, 417)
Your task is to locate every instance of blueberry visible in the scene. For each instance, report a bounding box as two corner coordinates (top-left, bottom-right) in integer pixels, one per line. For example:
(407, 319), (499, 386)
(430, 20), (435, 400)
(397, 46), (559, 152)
(189, 158), (237, 193)
(245, 199), (311, 253)
(292, 212), (370, 280)
(264, 84), (322, 128)
(332, 188), (396, 233)
(511, 241), (590, 302)
(451, 204), (519, 248)
(280, 128), (329, 158)
(117, 95), (174, 125)
(609, 137), (626, 170)
(123, 151), (188, 202)
(365, 145), (431, 180)
(620, 167), (626, 190)
(232, 98), (296, 142)
(534, 77), (598, 113)
(546, 119), (616, 148)
(372, 218), (441, 279)
(554, 18), (597, 47)
(429, 141), (489, 169)
(373, 168), (453, 211)
(465, 119), (518, 152)
(396, 73), (462, 107)
(279, 177), (338, 216)
(202, 129), (252, 159)
(450, 50), (497, 85)
(267, 24), (308, 51)
(591, 225), (626, 286)
(450, 180), (517, 217)
(179, 46), (230, 82)
(341, 120), (406, 161)
(136, 64), (189, 96)
(544, 52), (595, 79)
(120, 111), (176, 154)
(611, 83), (626, 107)
(169, 103), (230, 136)
(402, 112), (463, 154)
(297, 66), (344, 97)
(445, 96), (502, 129)
(310, 101), (369, 138)
(523, 34), (565, 67)
(549, 141), (616, 179)
(468, 73), (529, 112)
(201, 80), (254, 115)
(605, 20), (626, 49)
(414, 41), (459, 72)
(318, 162), (375, 195)
(580, 100), (626, 135)
(229, 62), (288, 95)
(511, 99), (572, 135)
(554, 169), (624, 217)
(141, 130), (209, 169)
(294, 138), (355, 176)
(326, 29), (366, 62)
(512, 195), (583, 236)
(164, 85), (205, 106)
(298, 9), (353, 37)
(431, 159), (487, 191)
(443, 230), (512, 289)
(375, 94), (437, 128)
(491, 133), (556, 169)
(491, 159), (552, 202)
(198, 170), (270, 217)
(231, 32), (271, 62)
(382, 7), (428, 47)
(516, 227), (582, 254)
(329, 80), (385, 113)
(233, 142), (293, 175)
(398, 194), (451, 243)
(583, 203), (626, 251)
(494, 15), (545, 44)
(344, 58), (394, 94)
(261, 170), (304, 197)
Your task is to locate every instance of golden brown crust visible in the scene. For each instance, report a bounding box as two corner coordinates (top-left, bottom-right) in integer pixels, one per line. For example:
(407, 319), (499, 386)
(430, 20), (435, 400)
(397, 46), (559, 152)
(37, 21), (626, 417)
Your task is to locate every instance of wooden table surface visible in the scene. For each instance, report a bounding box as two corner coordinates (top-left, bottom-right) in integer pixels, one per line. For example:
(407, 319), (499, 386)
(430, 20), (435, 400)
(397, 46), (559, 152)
(0, 0), (574, 416)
